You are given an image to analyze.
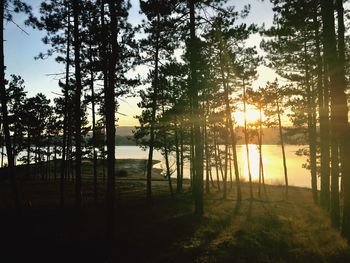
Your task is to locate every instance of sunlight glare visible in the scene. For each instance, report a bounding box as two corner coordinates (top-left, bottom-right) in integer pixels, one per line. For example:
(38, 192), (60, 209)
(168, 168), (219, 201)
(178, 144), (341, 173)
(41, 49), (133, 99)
(233, 105), (260, 126)
(242, 144), (260, 181)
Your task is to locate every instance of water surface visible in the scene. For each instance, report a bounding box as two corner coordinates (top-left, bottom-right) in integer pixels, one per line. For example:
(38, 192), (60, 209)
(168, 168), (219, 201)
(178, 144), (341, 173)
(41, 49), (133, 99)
(115, 144), (312, 188)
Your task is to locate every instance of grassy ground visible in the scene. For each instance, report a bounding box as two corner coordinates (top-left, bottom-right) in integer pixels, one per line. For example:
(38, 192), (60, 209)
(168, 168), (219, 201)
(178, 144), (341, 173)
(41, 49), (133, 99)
(1, 159), (350, 262)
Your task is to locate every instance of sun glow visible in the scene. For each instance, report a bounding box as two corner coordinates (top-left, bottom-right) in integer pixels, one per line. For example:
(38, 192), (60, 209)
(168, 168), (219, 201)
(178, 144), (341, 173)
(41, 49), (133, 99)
(242, 144), (261, 181)
(233, 105), (261, 127)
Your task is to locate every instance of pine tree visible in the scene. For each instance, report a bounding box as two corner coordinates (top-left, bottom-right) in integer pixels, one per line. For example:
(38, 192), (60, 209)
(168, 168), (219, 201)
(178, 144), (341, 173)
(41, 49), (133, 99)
(320, 0), (350, 239)
(0, 0), (32, 213)
(139, 0), (177, 201)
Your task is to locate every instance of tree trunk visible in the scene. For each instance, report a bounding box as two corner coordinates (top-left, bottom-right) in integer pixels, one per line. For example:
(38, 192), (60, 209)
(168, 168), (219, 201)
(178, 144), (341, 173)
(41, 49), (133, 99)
(39, 149), (44, 180)
(217, 39), (241, 202)
(213, 131), (221, 190)
(204, 118), (210, 194)
(54, 144), (57, 181)
(321, 0), (350, 238)
(180, 127), (184, 189)
(89, 24), (98, 202)
(229, 122), (242, 202)
(223, 140), (228, 199)
(13, 134), (17, 166)
(216, 135), (225, 182)
(220, 61), (241, 203)
(0, 0), (21, 212)
(333, 0), (345, 229)
(333, 0), (344, 230)
(163, 130), (174, 197)
(102, 144), (106, 182)
(66, 117), (73, 181)
(243, 79), (253, 199)
(46, 142), (50, 180)
(189, 127), (194, 189)
(175, 122), (182, 193)
(258, 107), (266, 197)
(1, 126), (4, 168)
(218, 44), (230, 198)
(27, 132), (31, 178)
(304, 41), (318, 204)
(331, 136), (340, 228)
(73, 0), (82, 208)
(314, 9), (330, 210)
(146, 13), (160, 202)
(100, 1), (107, 186)
(106, 0), (118, 249)
(277, 100), (288, 198)
(229, 146), (233, 190)
(189, 0), (203, 215)
(34, 146), (38, 178)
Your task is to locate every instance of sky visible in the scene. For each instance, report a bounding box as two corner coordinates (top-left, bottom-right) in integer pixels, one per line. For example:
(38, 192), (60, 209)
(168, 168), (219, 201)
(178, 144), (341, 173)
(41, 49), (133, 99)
(4, 0), (276, 127)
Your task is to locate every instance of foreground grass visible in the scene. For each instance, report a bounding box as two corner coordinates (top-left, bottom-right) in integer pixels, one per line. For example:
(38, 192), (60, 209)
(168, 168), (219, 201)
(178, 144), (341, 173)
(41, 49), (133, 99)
(120, 186), (350, 263)
(0, 159), (349, 262)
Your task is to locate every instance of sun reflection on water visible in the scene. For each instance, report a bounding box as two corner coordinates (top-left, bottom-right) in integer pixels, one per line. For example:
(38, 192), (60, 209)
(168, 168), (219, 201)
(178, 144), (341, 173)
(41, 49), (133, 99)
(113, 145), (311, 188)
(241, 144), (261, 181)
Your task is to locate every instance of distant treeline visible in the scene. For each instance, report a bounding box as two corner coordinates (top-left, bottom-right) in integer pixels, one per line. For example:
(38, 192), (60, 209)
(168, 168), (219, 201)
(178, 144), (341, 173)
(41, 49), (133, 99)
(115, 135), (136, 146)
(115, 126), (306, 146)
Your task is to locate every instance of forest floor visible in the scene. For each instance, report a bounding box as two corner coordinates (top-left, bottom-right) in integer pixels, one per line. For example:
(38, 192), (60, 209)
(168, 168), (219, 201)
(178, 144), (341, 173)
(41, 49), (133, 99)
(1, 159), (350, 262)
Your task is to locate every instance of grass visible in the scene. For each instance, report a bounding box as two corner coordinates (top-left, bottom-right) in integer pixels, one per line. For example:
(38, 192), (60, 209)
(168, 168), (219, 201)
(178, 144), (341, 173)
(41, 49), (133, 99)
(0, 159), (350, 262)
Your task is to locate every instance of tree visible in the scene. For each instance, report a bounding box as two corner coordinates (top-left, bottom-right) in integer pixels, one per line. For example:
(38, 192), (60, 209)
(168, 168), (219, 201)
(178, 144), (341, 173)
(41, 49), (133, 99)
(105, 0), (117, 252)
(61, 0), (71, 208)
(246, 87), (267, 198)
(24, 93), (51, 178)
(30, 0), (72, 207)
(202, 9), (258, 201)
(262, 0), (323, 201)
(139, 0), (177, 201)
(72, 0), (83, 208)
(188, 0), (203, 215)
(84, 1), (100, 202)
(320, 0), (350, 239)
(0, 0), (32, 213)
(313, 1), (331, 212)
(6, 75), (27, 164)
(263, 81), (289, 198)
(235, 47), (260, 199)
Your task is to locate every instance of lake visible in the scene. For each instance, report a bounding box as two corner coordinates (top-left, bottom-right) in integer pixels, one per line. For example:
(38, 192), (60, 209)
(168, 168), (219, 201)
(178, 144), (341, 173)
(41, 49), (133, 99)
(115, 145), (313, 189)
(6, 144), (312, 189)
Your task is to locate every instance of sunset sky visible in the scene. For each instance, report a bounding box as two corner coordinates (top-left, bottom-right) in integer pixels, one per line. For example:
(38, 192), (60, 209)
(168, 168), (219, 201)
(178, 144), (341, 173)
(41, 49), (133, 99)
(5, 0), (276, 126)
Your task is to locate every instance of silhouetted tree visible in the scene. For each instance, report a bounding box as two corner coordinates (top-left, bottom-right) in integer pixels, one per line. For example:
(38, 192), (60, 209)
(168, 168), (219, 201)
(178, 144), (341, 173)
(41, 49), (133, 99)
(320, 0), (350, 239)
(263, 81), (289, 198)
(0, 0), (32, 213)
(139, 0), (177, 201)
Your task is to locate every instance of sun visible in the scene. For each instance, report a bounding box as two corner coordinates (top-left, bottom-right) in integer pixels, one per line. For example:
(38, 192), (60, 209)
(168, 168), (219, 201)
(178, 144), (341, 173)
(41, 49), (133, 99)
(233, 105), (260, 126)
